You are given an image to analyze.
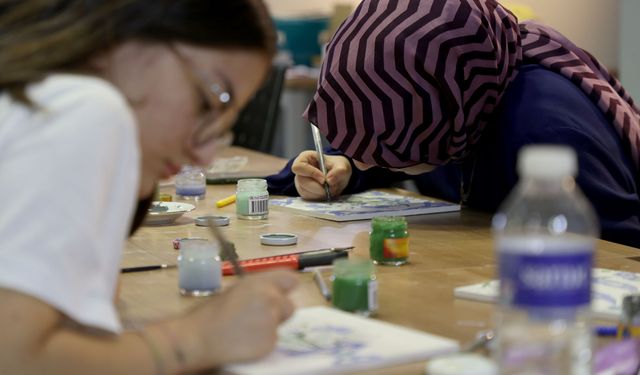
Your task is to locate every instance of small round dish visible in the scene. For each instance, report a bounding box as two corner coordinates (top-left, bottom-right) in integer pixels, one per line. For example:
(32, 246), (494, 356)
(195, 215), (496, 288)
(144, 202), (195, 225)
(195, 215), (230, 227)
(260, 233), (298, 246)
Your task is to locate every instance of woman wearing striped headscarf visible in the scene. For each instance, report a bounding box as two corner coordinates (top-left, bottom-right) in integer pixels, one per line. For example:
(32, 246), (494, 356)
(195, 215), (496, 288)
(268, 0), (640, 248)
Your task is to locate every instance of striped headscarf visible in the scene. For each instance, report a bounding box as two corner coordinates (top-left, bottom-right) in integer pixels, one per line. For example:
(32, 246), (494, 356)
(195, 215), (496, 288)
(304, 0), (640, 171)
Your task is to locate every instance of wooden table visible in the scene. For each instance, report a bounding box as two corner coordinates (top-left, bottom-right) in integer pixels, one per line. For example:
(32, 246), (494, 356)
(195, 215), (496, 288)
(118, 146), (640, 374)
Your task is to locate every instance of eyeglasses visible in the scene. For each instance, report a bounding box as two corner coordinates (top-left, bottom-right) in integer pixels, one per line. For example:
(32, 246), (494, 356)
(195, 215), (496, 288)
(170, 45), (234, 148)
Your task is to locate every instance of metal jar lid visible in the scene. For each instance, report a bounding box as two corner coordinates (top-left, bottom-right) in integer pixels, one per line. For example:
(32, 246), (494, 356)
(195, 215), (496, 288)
(260, 233), (298, 246)
(195, 215), (230, 227)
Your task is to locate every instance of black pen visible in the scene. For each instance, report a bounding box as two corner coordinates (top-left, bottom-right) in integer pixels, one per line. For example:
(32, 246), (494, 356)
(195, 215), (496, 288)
(121, 264), (176, 273)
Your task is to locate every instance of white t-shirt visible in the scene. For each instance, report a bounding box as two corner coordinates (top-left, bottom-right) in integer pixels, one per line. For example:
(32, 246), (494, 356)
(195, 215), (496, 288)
(0, 74), (140, 333)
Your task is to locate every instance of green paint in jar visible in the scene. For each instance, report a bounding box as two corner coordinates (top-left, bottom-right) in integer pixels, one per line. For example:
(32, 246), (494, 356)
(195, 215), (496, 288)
(331, 258), (377, 316)
(236, 179), (269, 220)
(369, 216), (409, 266)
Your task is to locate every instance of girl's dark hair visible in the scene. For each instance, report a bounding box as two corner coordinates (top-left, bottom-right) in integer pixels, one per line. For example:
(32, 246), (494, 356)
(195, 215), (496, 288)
(0, 0), (276, 102)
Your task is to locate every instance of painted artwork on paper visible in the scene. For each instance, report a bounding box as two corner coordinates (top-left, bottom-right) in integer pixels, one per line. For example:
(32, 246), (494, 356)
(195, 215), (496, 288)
(277, 323), (382, 367)
(226, 306), (458, 375)
(269, 191), (460, 222)
(454, 268), (640, 320)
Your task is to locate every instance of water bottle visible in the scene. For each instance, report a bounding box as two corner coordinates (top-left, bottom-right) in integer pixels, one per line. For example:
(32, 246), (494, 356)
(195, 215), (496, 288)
(175, 165), (206, 200)
(492, 145), (599, 374)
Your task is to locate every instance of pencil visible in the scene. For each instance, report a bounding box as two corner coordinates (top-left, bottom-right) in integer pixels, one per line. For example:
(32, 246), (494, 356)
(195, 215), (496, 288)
(310, 124), (332, 202)
(216, 194), (236, 208)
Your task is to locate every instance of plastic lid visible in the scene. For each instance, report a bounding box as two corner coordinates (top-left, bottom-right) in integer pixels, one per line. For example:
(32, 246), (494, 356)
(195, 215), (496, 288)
(517, 145), (577, 178)
(425, 353), (497, 375)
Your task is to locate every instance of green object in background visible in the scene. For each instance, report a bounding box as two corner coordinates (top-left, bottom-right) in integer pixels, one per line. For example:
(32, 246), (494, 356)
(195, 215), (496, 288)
(369, 216), (409, 266)
(274, 17), (329, 66)
(331, 258), (377, 316)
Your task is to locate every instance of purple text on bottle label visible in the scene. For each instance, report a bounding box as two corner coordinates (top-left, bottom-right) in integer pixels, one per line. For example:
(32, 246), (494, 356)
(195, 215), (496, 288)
(499, 250), (592, 308)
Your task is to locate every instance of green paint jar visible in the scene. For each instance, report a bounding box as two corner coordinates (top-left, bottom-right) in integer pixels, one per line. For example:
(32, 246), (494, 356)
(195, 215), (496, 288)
(369, 216), (409, 266)
(331, 258), (377, 316)
(236, 179), (269, 220)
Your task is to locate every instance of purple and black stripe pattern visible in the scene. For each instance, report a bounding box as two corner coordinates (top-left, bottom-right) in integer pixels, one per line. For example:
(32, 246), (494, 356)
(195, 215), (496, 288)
(304, 0), (640, 172)
(520, 22), (640, 169)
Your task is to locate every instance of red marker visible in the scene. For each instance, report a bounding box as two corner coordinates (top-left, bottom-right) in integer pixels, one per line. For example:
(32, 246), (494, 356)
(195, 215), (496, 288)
(222, 248), (351, 276)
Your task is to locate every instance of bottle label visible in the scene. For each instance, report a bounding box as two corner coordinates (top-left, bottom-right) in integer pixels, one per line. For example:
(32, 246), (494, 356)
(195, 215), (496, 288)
(499, 249), (592, 308)
(382, 238), (409, 259)
(248, 194), (269, 215)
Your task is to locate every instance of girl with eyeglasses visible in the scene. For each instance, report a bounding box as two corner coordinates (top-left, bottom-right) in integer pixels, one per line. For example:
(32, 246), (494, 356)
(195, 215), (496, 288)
(0, 1), (298, 373)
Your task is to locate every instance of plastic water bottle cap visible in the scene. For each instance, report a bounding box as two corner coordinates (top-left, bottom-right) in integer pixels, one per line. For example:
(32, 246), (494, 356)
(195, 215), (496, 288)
(517, 145), (577, 178)
(425, 353), (497, 375)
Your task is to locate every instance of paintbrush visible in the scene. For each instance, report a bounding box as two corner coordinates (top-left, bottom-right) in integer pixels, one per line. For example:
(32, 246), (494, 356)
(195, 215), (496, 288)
(310, 124), (332, 202)
(207, 217), (245, 277)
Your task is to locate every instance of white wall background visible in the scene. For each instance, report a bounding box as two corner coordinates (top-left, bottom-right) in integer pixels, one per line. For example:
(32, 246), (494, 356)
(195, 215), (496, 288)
(620, 0), (640, 100)
(503, 0), (621, 70)
(264, 0), (361, 18)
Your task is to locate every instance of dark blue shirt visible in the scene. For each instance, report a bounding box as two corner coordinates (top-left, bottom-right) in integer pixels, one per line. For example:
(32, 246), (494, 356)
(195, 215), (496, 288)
(267, 65), (640, 249)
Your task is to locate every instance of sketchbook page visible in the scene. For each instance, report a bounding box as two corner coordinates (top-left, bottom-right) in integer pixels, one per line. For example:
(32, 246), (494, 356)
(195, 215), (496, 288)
(453, 268), (640, 320)
(226, 306), (459, 375)
(269, 191), (461, 222)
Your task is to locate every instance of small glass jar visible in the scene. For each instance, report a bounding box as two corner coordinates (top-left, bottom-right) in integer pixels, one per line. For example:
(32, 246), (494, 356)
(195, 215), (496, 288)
(331, 258), (378, 317)
(178, 239), (221, 296)
(175, 165), (206, 200)
(236, 178), (269, 220)
(369, 216), (409, 266)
